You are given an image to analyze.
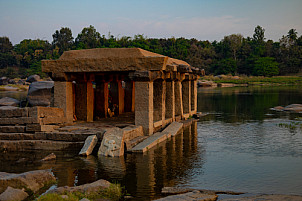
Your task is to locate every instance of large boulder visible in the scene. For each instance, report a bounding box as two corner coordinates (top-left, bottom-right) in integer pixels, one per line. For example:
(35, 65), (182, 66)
(0, 169), (56, 194)
(0, 77), (8, 85)
(26, 75), (40, 83)
(98, 127), (125, 157)
(0, 186), (29, 201)
(284, 104), (302, 112)
(0, 97), (20, 107)
(27, 81), (54, 107)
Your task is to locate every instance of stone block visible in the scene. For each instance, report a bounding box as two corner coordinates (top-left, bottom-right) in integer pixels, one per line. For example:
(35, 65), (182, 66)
(26, 124), (59, 132)
(28, 106), (64, 118)
(130, 132), (170, 153)
(98, 127), (125, 157)
(0, 117), (39, 125)
(0, 107), (28, 118)
(123, 125), (143, 141)
(79, 135), (98, 156)
(0, 126), (25, 133)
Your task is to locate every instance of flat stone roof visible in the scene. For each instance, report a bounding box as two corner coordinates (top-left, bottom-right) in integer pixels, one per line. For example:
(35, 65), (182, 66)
(42, 48), (191, 73)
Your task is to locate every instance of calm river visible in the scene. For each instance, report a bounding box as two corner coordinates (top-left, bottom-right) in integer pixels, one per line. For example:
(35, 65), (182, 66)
(0, 86), (302, 200)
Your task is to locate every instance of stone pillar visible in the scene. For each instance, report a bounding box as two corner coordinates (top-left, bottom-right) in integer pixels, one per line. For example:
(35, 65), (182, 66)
(135, 81), (153, 135)
(75, 81), (94, 122)
(182, 80), (191, 117)
(174, 81), (183, 120)
(153, 80), (165, 129)
(95, 82), (109, 118)
(54, 81), (73, 123)
(124, 81), (135, 112)
(165, 81), (175, 122)
(110, 81), (124, 115)
(191, 80), (197, 114)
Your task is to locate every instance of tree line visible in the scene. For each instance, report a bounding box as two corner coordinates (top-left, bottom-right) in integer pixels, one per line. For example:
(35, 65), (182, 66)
(0, 25), (301, 78)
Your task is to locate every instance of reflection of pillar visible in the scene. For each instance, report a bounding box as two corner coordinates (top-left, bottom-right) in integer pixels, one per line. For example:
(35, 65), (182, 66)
(182, 80), (191, 117)
(95, 82), (108, 118)
(124, 81), (135, 112)
(135, 81), (153, 135)
(54, 81), (73, 123)
(110, 81), (124, 115)
(75, 81), (94, 122)
(174, 81), (183, 120)
(165, 81), (175, 122)
(191, 80), (197, 114)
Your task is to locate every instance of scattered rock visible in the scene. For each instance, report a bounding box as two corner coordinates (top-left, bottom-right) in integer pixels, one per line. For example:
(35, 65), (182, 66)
(47, 179), (111, 195)
(79, 135), (98, 156)
(0, 77), (8, 85)
(41, 153), (56, 161)
(16, 158), (29, 163)
(197, 80), (214, 87)
(271, 104), (302, 113)
(27, 81), (54, 107)
(155, 190), (217, 201)
(0, 186), (29, 201)
(0, 97), (20, 107)
(8, 79), (16, 85)
(26, 75), (40, 83)
(79, 198), (90, 201)
(0, 169), (56, 194)
(61, 195), (69, 199)
(17, 80), (25, 85)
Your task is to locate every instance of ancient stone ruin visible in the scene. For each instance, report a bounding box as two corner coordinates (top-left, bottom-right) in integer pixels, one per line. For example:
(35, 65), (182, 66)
(42, 48), (203, 135)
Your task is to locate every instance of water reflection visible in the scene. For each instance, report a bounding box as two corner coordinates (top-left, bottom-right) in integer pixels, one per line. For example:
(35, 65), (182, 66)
(0, 122), (202, 201)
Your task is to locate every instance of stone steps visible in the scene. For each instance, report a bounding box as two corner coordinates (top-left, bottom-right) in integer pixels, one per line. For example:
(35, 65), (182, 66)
(0, 140), (83, 151)
(126, 136), (148, 151)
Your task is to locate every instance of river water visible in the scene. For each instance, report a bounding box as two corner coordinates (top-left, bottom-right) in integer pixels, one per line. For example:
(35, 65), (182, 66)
(0, 86), (302, 200)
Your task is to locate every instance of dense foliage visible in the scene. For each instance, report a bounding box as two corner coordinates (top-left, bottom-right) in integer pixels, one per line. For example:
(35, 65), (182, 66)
(1, 25), (302, 78)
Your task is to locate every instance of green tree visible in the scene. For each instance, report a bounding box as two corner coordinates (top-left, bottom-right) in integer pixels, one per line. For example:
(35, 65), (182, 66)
(211, 58), (237, 75)
(223, 34), (243, 61)
(0, 37), (13, 53)
(253, 25), (265, 44)
(52, 27), (74, 54)
(253, 57), (279, 76)
(75, 25), (101, 49)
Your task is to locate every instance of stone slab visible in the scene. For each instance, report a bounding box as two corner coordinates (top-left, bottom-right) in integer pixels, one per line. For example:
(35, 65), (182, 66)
(0, 140), (84, 151)
(162, 122), (183, 137)
(0, 133), (36, 141)
(26, 124), (59, 132)
(98, 127), (125, 157)
(130, 132), (171, 153)
(0, 117), (39, 125)
(154, 190), (217, 201)
(0, 126), (25, 133)
(79, 135), (98, 156)
(0, 107), (28, 118)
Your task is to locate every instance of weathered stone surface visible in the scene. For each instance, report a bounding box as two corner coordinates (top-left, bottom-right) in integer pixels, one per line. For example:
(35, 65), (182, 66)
(123, 125), (143, 141)
(28, 106), (65, 125)
(0, 140), (83, 151)
(79, 135), (98, 156)
(0, 97), (20, 107)
(41, 153), (56, 161)
(0, 186), (29, 201)
(0, 126), (25, 133)
(47, 179), (110, 194)
(162, 122), (183, 137)
(271, 106), (285, 111)
(197, 80), (215, 87)
(27, 81), (54, 107)
(220, 194), (302, 201)
(98, 127), (125, 157)
(42, 48), (169, 74)
(26, 74), (40, 83)
(0, 107), (27, 118)
(130, 132), (171, 153)
(155, 190), (217, 201)
(0, 169), (56, 194)
(0, 117), (39, 125)
(26, 124), (59, 132)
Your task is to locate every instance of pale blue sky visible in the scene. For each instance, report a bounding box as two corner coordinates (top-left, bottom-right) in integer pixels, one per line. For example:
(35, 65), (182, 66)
(1, 0), (301, 44)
